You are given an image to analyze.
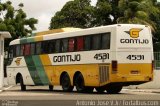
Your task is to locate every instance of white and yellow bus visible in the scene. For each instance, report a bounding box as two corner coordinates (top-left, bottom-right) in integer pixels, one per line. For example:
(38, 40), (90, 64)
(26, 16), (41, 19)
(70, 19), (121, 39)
(7, 24), (154, 93)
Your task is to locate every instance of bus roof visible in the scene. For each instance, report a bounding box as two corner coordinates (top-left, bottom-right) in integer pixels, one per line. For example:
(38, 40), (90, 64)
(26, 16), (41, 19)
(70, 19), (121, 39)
(9, 24), (148, 45)
(35, 27), (81, 36)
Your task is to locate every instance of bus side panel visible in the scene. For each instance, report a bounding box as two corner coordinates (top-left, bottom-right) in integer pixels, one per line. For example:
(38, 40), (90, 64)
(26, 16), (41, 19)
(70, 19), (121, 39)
(7, 57), (35, 85)
(39, 55), (53, 85)
(7, 67), (35, 85)
(7, 68), (16, 85)
(52, 64), (100, 86)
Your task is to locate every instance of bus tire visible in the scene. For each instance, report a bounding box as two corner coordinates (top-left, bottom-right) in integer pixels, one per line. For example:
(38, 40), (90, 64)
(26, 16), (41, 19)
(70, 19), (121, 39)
(49, 85), (54, 91)
(106, 85), (122, 94)
(61, 73), (73, 92)
(20, 76), (26, 91)
(75, 73), (86, 92)
(95, 86), (106, 93)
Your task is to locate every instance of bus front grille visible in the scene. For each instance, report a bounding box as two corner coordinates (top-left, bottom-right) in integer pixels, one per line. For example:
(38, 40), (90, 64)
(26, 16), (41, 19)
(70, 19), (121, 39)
(99, 65), (109, 83)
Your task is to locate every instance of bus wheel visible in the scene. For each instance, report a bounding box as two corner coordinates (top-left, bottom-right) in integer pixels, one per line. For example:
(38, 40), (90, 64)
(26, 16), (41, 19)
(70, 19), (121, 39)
(61, 73), (73, 92)
(75, 73), (86, 92)
(49, 85), (54, 91)
(95, 86), (106, 93)
(20, 76), (26, 91)
(106, 85), (122, 94)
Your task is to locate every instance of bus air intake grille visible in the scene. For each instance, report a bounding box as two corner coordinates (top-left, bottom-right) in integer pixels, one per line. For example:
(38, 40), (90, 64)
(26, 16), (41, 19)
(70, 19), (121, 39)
(99, 65), (109, 83)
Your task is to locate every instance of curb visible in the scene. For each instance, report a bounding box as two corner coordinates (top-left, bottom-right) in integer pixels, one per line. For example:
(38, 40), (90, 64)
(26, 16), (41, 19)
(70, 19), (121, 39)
(123, 88), (160, 93)
(0, 86), (13, 92)
(151, 91), (160, 93)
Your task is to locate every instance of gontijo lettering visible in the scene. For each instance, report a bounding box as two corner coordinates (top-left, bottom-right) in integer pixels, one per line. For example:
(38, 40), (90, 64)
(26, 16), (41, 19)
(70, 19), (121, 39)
(120, 39), (149, 44)
(53, 54), (81, 62)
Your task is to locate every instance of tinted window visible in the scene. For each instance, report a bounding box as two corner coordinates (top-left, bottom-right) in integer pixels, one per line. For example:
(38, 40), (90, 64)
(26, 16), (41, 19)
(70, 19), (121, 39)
(69, 38), (75, 52)
(92, 35), (101, 50)
(55, 40), (61, 53)
(7, 46), (14, 65)
(77, 37), (84, 51)
(8, 46), (13, 59)
(31, 43), (35, 55)
(13, 45), (16, 57)
(48, 40), (55, 53)
(42, 41), (49, 54)
(20, 45), (24, 56)
(36, 42), (41, 54)
(62, 39), (68, 52)
(84, 36), (91, 50)
(16, 45), (20, 57)
(24, 44), (30, 56)
(102, 33), (110, 49)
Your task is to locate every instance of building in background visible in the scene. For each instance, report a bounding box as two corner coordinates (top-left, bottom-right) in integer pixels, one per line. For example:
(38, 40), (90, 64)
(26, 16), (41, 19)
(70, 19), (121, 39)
(0, 32), (11, 89)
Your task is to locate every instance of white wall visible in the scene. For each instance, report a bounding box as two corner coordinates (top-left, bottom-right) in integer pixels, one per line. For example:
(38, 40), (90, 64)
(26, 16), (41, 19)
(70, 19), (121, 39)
(128, 70), (160, 89)
(0, 36), (4, 88)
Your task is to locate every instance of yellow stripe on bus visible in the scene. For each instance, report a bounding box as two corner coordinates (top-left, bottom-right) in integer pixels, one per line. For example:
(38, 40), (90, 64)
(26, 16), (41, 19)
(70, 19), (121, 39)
(35, 35), (43, 42)
(110, 63), (153, 82)
(40, 55), (52, 65)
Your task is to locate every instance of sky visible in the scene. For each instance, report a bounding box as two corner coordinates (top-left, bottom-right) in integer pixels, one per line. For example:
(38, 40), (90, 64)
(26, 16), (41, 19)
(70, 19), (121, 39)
(3, 0), (97, 32)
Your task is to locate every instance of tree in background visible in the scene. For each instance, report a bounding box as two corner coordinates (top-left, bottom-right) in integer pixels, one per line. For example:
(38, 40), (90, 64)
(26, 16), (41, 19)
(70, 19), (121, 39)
(50, 0), (160, 51)
(50, 0), (159, 29)
(92, 0), (112, 26)
(0, 1), (38, 50)
(98, 0), (160, 51)
(117, 0), (157, 31)
(150, 0), (160, 51)
(49, 0), (94, 29)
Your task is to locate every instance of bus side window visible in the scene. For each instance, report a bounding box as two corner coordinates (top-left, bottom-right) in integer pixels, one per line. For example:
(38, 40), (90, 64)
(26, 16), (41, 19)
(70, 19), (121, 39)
(41, 42), (45, 54)
(55, 40), (61, 53)
(24, 44), (31, 56)
(69, 38), (76, 52)
(46, 41), (50, 53)
(92, 35), (101, 50)
(61, 39), (68, 52)
(7, 46), (14, 65)
(20, 45), (24, 56)
(84, 36), (91, 51)
(102, 33), (111, 49)
(77, 37), (84, 51)
(49, 40), (55, 53)
(13, 45), (16, 57)
(36, 42), (41, 55)
(9, 46), (13, 59)
(41, 41), (49, 54)
(31, 43), (35, 55)
(16, 45), (20, 57)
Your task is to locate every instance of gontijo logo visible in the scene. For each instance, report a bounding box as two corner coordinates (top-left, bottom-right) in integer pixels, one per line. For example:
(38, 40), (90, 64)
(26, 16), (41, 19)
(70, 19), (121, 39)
(15, 58), (22, 66)
(125, 28), (142, 38)
(120, 28), (149, 44)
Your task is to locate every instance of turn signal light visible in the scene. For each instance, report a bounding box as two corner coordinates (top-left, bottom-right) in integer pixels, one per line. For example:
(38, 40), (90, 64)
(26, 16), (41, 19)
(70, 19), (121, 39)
(112, 60), (117, 72)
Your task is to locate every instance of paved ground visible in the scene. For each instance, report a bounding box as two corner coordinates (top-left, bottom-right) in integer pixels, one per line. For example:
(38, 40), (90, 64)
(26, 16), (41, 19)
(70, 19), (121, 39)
(0, 86), (160, 106)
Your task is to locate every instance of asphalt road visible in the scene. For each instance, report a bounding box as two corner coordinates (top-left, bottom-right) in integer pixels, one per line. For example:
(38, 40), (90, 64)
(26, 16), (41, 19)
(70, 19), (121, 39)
(0, 86), (160, 106)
